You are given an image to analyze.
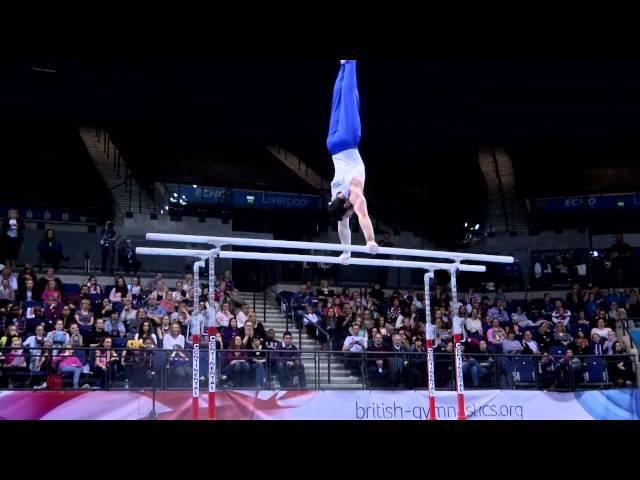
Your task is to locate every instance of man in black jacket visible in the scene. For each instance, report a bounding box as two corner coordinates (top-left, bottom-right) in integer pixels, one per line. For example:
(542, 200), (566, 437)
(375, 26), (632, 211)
(366, 332), (389, 388)
(274, 332), (306, 388)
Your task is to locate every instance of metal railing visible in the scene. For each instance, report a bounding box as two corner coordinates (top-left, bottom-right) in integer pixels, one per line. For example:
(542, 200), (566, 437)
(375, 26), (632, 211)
(1, 347), (635, 392)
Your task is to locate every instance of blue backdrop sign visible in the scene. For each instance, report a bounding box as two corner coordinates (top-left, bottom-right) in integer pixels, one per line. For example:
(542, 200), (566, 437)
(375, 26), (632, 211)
(535, 193), (640, 212)
(166, 184), (321, 211)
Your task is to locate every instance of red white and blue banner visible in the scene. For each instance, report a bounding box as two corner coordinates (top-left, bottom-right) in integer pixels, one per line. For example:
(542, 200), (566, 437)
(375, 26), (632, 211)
(0, 389), (637, 420)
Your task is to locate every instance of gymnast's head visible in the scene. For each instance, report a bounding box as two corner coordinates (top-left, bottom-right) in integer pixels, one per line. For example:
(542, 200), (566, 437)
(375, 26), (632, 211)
(328, 193), (352, 221)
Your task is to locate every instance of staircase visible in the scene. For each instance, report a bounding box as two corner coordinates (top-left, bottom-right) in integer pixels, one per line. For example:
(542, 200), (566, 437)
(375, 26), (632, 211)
(479, 147), (529, 233)
(78, 127), (157, 217)
(234, 291), (363, 389)
(266, 145), (329, 191)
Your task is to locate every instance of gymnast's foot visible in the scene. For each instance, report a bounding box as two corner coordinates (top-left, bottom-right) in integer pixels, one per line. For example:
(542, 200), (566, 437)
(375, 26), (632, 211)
(366, 241), (379, 254)
(338, 252), (351, 264)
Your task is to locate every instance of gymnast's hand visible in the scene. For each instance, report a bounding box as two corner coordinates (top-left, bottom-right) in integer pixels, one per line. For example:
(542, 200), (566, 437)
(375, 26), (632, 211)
(366, 241), (379, 254)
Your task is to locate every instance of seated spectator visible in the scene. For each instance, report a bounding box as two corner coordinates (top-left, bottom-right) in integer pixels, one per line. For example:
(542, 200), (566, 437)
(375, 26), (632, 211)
(604, 288), (620, 310)
(146, 273), (163, 293)
(85, 318), (109, 348)
(590, 334), (605, 355)
(565, 284), (584, 315)
(221, 335), (250, 387)
(128, 276), (143, 307)
(17, 278), (37, 303)
(120, 297), (138, 334)
(541, 293), (555, 316)
(523, 292), (540, 318)
(573, 334), (591, 356)
(169, 281), (187, 303)
(159, 290), (175, 314)
(535, 322), (553, 354)
(626, 289), (640, 317)
(216, 302), (233, 328)
(36, 268), (63, 297)
(387, 333), (409, 387)
(555, 348), (583, 387)
(487, 319), (505, 346)
(494, 286), (509, 306)
(86, 276), (103, 298)
(434, 340), (454, 388)
(93, 337), (120, 388)
(303, 303), (319, 334)
(369, 283), (386, 309)
(17, 264), (37, 291)
(434, 317), (451, 347)
(170, 301), (190, 331)
(585, 293), (599, 321)
(68, 323), (84, 350)
(0, 266), (18, 291)
(521, 330), (541, 355)
(54, 344), (86, 389)
(162, 322), (185, 350)
(316, 279), (334, 304)
(22, 325), (46, 368)
(366, 332), (389, 387)
(462, 340), (493, 388)
(214, 280), (233, 306)
(24, 306), (44, 338)
(168, 345), (190, 387)
(339, 287), (351, 307)
(156, 315), (172, 346)
(552, 306), (571, 327)
(144, 297), (166, 327)
(464, 308), (484, 340)
(0, 278), (15, 302)
(248, 311), (267, 342)
(248, 337), (268, 388)
(45, 319), (70, 350)
(75, 299), (94, 336)
(3, 304), (25, 336)
(510, 305), (534, 328)
(602, 330), (618, 355)
(133, 336), (160, 388)
(4, 337), (28, 387)
(273, 331), (306, 388)
(72, 285), (90, 310)
(553, 321), (573, 346)
(150, 280), (169, 302)
(41, 280), (62, 304)
(134, 320), (158, 347)
(222, 317), (241, 349)
(408, 336), (427, 388)
(59, 305), (75, 330)
(98, 298), (114, 321)
(502, 330), (524, 355)
(109, 276), (128, 305)
(342, 323), (367, 375)
(606, 341), (634, 387)
(235, 304), (251, 328)
(387, 297), (402, 325)
(375, 314), (394, 344)
(616, 308), (635, 330)
(42, 297), (62, 331)
(264, 328), (280, 362)
(104, 310), (126, 339)
(591, 318), (613, 340)
(488, 299), (510, 324)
